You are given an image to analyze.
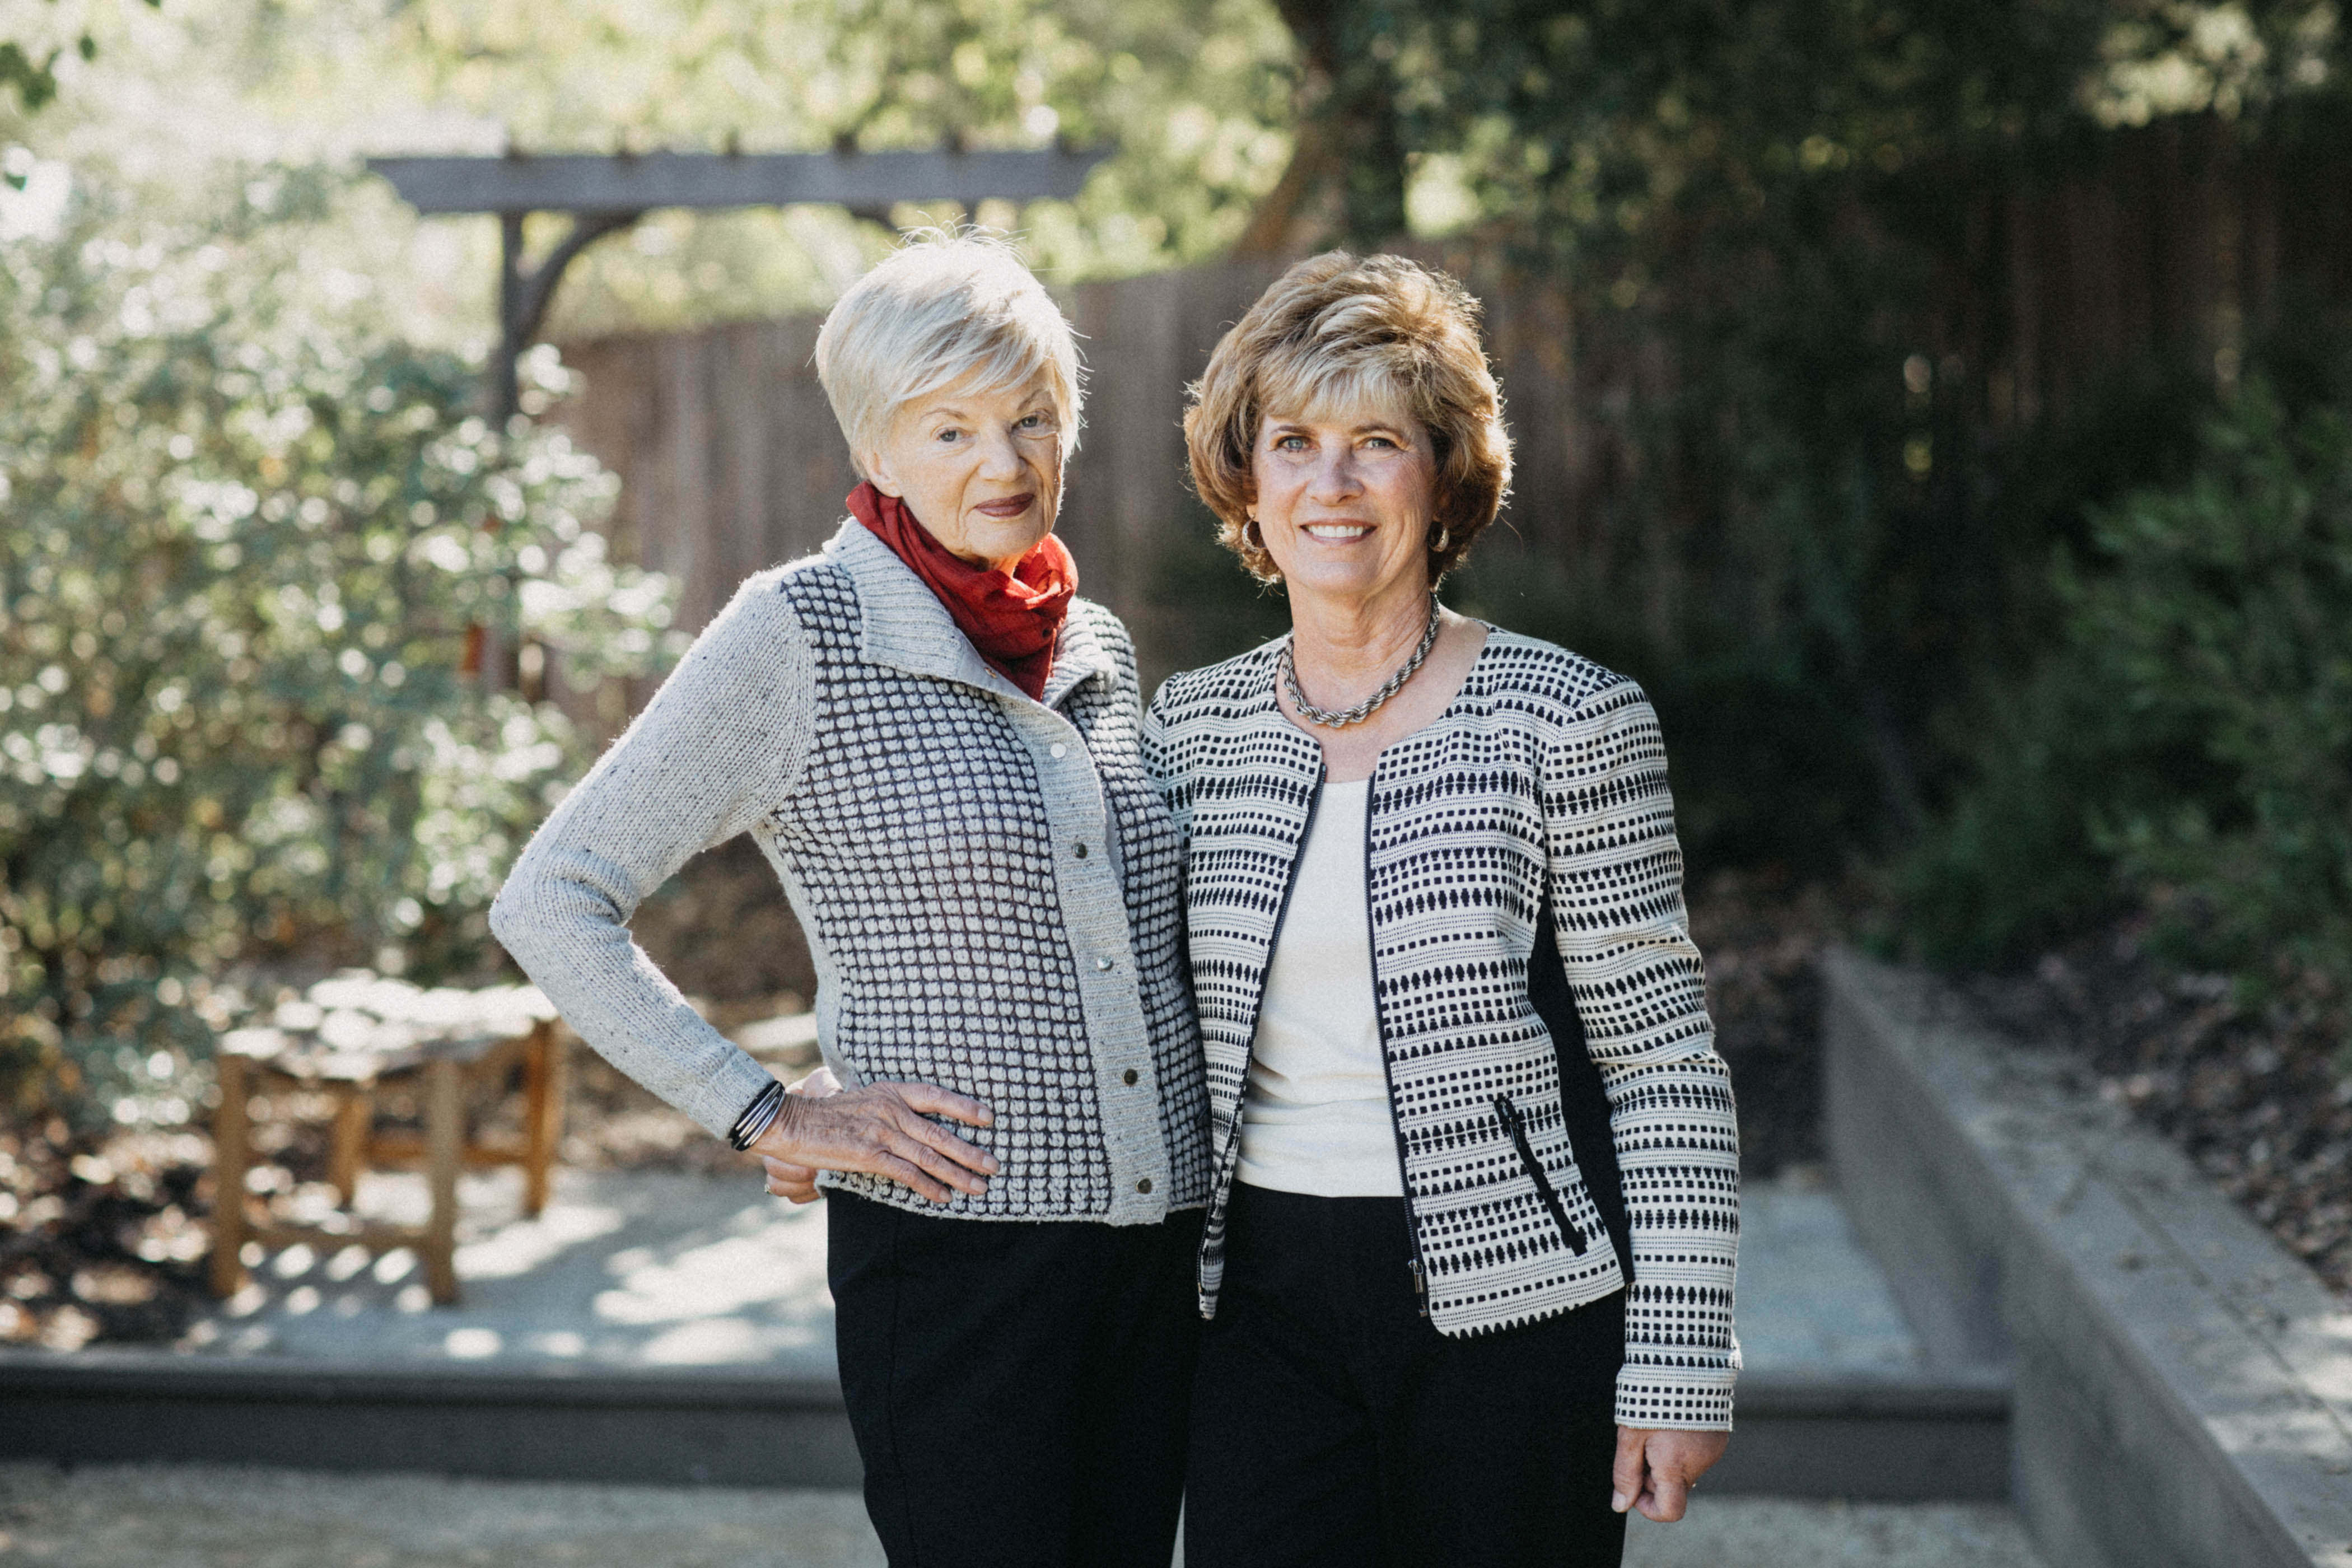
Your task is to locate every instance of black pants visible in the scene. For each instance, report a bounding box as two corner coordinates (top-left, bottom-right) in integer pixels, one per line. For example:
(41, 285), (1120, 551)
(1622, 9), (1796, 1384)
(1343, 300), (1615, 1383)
(826, 1192), (1203, 1568)
(1187, 1183), (1628, 1568)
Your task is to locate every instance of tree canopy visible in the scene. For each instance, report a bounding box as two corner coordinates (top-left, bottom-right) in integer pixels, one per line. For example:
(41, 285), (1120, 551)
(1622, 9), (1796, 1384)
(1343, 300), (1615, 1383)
(4, 0), (1299, 342)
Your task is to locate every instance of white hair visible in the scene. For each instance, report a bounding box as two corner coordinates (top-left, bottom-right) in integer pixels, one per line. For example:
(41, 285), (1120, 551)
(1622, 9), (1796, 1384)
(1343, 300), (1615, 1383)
(814, 231), (1083, 478)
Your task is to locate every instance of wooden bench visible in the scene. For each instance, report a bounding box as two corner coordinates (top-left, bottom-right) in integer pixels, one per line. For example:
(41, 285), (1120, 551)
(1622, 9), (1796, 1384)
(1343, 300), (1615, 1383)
(209, 974), (567, 1305)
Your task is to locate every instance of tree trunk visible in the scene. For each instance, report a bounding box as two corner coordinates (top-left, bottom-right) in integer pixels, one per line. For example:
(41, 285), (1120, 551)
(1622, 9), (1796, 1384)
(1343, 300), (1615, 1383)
(1235, 0), (1407, 256)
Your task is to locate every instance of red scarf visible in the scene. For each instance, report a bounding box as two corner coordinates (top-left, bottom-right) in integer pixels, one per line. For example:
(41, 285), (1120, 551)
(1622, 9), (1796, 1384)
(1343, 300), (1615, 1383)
(848, 482), (1077, 702)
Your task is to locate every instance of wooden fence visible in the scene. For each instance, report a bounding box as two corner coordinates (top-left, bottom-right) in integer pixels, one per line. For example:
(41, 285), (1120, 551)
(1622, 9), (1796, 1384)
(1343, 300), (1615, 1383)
(556, 315), (855, 640)
(551, 250), (1608, 695)
(549, 113), (2352, 708)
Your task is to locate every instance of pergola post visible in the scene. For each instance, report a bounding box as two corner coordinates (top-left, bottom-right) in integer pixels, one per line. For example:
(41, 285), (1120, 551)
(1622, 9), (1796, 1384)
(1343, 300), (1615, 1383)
(494, 209), (644, 425)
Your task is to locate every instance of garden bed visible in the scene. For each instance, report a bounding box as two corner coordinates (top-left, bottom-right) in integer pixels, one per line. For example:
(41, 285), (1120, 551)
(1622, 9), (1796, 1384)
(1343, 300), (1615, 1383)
(1964, 912), (2352, 1299)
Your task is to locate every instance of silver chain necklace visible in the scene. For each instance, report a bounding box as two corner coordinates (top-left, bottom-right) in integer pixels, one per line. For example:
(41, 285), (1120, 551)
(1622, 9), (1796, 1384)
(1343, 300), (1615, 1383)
(1279, 598), (1443, 729)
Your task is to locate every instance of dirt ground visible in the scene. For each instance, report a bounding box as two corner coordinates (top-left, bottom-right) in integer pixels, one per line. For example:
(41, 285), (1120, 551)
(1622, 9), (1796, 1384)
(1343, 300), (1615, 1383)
(1682, 865), (1859, 1176)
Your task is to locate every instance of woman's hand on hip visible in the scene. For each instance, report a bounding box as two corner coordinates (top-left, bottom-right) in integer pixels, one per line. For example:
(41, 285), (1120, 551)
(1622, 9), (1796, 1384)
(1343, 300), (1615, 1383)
(749, 1069), (998, 1205)
(1611, 1426), (1729, 1523)
(758, 1068), (838, 1204)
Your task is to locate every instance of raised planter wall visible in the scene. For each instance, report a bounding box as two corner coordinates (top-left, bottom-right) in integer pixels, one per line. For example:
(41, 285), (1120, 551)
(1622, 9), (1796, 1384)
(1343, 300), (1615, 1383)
(1826, 950), (2352, 1568)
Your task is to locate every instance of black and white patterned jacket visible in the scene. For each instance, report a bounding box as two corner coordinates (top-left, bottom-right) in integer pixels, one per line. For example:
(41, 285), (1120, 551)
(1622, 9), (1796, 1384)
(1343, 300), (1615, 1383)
(492, 521), (1211, 1225)
(1142, 628), (1740, 1427)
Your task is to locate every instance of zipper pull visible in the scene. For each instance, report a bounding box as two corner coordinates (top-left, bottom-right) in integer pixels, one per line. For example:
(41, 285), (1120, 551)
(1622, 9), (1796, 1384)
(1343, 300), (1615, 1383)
(1408, 1256), (1429, 1318)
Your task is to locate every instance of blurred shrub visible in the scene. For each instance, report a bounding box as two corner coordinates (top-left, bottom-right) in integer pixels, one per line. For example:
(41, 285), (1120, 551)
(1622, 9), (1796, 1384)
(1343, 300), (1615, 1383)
(1900, 376), (2352, 1001)
(2074, 380), (2352, 992)
(0, 165), (682, 1126)
(1891, 659), (2179, 968)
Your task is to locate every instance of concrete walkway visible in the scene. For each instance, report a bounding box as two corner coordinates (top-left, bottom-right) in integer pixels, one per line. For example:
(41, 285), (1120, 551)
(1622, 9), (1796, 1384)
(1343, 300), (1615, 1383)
(1722, 1165), (1922, 1372)
(178, 1163), (1918, 1380)
(184, 1166), (837, 1375)
(0, 1461), (2046, 1567)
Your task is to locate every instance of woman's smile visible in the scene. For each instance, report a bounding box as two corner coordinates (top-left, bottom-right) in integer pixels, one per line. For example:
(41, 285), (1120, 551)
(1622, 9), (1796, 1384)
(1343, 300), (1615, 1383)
(973, 492), (1038, 520)
(1250, 408), (1435, 602)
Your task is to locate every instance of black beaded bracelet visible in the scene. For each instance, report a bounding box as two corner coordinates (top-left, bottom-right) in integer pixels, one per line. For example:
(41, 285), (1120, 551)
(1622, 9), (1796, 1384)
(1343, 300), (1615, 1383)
(727, 1080), (787, 1151)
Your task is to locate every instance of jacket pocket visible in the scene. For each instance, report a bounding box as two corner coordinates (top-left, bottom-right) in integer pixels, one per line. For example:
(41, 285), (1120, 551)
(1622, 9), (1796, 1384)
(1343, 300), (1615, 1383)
(1494, 1094), (1589, 1256)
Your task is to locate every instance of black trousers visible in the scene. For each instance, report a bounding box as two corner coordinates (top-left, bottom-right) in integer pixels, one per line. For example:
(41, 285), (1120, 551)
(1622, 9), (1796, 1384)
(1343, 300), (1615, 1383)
(1187, 1183), (1628, 1568)
(826, 1192), (1203, 1568)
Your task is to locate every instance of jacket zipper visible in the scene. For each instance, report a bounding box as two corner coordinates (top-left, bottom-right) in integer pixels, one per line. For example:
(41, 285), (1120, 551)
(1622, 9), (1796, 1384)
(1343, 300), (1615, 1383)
(1362, 764), (1435, 1317)
(1495, 1093), (1589, 1256)
(1200, 768), (1326, 1316)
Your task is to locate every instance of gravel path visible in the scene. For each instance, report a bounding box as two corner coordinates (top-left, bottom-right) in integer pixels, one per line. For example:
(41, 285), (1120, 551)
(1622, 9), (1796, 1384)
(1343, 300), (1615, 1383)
(0, 1463), (2045, 1567)
(0, 1463), (883, 1568)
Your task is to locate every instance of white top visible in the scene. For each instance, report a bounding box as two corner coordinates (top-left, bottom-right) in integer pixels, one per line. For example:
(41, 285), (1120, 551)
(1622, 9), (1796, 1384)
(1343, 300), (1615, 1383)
(1235, 780), (1403, 1197)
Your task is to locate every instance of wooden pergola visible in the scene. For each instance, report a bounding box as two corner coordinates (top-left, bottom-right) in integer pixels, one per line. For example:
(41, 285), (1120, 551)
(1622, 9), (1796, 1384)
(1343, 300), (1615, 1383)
(367, 147), (1108, 421)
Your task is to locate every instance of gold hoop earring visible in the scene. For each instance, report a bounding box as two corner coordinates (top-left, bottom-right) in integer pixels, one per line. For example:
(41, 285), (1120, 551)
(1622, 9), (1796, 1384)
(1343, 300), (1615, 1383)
(1431, 521), (1452, 554)
(1244, 517), (1265, 551)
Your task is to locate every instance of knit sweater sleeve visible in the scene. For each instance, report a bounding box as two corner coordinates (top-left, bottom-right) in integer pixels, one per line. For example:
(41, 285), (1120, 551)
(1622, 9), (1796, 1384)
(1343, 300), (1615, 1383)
(1542, 676), (1742, 1431)
(489, 573), (816, 1139)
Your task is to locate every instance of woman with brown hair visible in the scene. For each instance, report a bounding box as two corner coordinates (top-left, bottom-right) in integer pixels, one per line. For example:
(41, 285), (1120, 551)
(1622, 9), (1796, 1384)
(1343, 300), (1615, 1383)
(1144, 251), (1739, 1566)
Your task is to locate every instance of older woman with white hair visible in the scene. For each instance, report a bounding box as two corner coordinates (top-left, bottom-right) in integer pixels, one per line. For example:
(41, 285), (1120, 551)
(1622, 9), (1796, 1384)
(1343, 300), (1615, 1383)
(491, 234), (1209, 1567)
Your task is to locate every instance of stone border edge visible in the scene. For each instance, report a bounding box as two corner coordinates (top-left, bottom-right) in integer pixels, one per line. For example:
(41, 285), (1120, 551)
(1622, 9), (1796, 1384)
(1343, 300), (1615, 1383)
(1826, 949), (2352, 1568)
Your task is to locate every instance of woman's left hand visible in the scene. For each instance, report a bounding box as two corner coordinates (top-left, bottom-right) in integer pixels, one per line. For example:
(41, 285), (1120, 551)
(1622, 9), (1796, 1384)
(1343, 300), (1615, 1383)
(1611, 1426), (1729, 1522)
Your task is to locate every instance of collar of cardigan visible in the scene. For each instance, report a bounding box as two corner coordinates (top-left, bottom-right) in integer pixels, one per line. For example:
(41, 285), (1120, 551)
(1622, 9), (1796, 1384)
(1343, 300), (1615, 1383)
(824, 517), (1113, 711)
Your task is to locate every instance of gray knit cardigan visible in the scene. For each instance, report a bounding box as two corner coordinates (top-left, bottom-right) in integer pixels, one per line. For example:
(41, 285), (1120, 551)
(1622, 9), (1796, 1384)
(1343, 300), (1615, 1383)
(491, 520), (1211, 1226)
(1142, 628), (1741, 1429)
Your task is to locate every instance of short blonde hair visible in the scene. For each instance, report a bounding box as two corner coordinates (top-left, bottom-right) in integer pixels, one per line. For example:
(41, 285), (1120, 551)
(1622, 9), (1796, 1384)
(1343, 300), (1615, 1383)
(815, 231), (1082, 478)
(1185, 252), (1510, 583)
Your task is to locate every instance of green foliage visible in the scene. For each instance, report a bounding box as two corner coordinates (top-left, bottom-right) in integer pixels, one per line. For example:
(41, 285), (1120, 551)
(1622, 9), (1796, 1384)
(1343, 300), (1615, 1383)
(0, 41), (66, 114)
(1446, 558), (1885, 868)
(1890, 659), (2167, 969)
(1900, 375), (2352, 997)
(6, 0), (1296, 352)
(2, 0), (160, 114)
(1272, 0), (2350, 883)
(1370, 0), (2344, 255)
(0, 166), (680, 1127)
(197, 0), (1295, 334)
(2074, 379), (2352, 988)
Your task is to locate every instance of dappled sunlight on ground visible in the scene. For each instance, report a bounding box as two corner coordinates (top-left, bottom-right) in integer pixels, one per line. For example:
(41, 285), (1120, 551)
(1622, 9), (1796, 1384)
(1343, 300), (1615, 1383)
(162, 1165), (1906, 1380)
(172, 1168), (836, 1375)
